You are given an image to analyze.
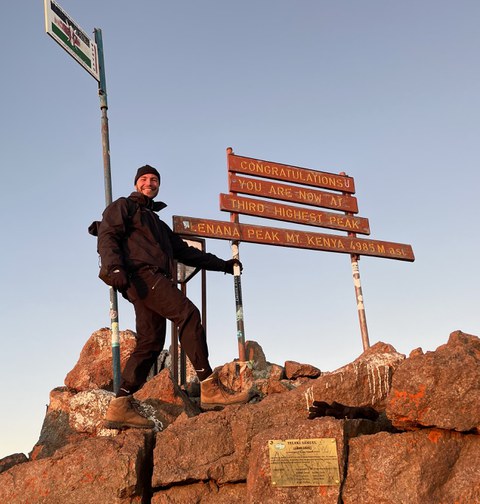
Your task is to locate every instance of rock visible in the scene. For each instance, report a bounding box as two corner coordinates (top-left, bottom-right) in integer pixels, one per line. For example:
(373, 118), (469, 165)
(245, 340), (268, 370)
(297, 341), (405, 411)
(408, 347), (424, 358)
(7, 328), (477, 503)
(386, 330), (480, 432)
(284, 360), (321, 379)
(0, 430), (154, 504)
(64, 328), (137, 392)
(134, 368), (201, 424)
(0, 453), (28, 475)
(216, 360), (256, 393)
(246, 417), (383, 504)
(31, 388), (162, 460)
(151, 374), (384, 497)
(342, 429), (480, 504)
(151, 481), (247, 503)
(252, 362), (291, 397)
(153, 408), (241, 486)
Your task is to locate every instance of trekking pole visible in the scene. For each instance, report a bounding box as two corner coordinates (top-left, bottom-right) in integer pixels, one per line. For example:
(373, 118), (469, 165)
(95, 29), (121, 393)
(231, 240), (246, 362)
(226, 147), (246, 362)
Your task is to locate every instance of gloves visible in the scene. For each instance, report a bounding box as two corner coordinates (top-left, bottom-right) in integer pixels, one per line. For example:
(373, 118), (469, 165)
(224, 259), (243, 275)
(308, 401), (379, 421)
(109, 267), (129, 291)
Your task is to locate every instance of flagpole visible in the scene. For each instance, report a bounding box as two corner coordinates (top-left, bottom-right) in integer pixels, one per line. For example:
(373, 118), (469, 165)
(94, 28), (121, 394)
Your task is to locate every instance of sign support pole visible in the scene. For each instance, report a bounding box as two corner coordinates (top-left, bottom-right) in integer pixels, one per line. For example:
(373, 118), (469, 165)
(227, 148), (246, 362)
(339, 172), (370, 350)
(95, 28), (121, 393)
(350, 254), (370, 350)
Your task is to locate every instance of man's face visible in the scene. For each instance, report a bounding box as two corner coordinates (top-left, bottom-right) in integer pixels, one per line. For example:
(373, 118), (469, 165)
(136, 174), (160, 198)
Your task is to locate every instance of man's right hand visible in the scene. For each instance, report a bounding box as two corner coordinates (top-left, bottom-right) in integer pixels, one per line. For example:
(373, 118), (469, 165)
(109, 267), (129, 291)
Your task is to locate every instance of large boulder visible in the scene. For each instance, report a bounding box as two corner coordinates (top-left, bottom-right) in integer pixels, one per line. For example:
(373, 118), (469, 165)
(246, 417), (379, 504)
(0, 453), (28, 475)
(151, 349), (392, 502)
(284, 360), (321, 380)
(342, 428), (480, 504)
(0, 430), (154, 504)
(386, 330), (480, 432)
(151, 481), (247, 503)
(64, 328), (137, 392)
(30, 388), (162, 460)
(134, 367), (201, 423)
(297, 341), (405, 411)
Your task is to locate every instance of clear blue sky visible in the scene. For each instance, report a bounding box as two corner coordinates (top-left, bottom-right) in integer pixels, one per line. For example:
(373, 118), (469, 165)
(1, 1), (479, 459)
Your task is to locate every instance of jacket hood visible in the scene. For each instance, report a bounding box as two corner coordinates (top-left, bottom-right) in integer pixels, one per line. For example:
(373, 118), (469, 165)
(129, 191), (167, 212)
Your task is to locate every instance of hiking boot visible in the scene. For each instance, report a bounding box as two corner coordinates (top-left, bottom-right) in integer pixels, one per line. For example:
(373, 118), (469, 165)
(104, 396), (155, 429)
(200, 373), (251, 410)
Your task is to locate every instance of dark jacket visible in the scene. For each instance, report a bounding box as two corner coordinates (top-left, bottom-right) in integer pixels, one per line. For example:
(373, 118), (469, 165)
(98, 192), (226, 278)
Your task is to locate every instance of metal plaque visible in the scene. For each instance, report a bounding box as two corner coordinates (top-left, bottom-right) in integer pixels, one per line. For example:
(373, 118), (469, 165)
(228, 153), (355, 194)
(268, 438), (340, 487)
(220, 193), (370, 235)
(173, 216), (415, 261)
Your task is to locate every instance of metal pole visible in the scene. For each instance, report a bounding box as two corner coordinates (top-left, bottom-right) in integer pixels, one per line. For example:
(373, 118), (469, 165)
(180, 283), (187, 385)
(350, 254), (370, 350)
(95, 28), (121, 393)
(226, 147), (246, 362)
(340, 172), (370, 350)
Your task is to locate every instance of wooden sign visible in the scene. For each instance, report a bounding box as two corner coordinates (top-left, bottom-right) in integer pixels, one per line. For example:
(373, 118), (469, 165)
(173, 216), (415, 261)
(220, 193), (370, 235)
(228, 153), (355, 193)
(229, 175), (359, 213)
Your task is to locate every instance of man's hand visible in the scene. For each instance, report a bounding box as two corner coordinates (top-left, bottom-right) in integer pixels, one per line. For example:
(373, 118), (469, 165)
(109, 267), (129, 291)
(224, 259), (243, 275)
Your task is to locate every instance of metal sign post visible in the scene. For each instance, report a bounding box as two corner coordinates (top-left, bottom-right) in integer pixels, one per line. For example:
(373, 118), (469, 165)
(94, 29), (121, 393)
(171, 238), (207, 385)
(44, 0), (120, 393)
(340, 172), (370, 350)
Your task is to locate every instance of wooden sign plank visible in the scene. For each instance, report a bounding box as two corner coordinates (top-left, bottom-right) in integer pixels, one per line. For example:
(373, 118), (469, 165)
(220, 194), (371, 235)
(228, 153), (355, 194)
(229, 175), (359, 213)
(173, 216), (415, 262)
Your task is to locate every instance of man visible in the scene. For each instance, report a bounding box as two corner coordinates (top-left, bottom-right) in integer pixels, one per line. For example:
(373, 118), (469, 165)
(99, 165), (250, 429)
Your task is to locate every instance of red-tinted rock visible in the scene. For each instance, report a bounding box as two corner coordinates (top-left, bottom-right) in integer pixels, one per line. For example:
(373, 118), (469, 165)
(152, 371), (385, 492)
(151, 481), (247, 503)
(386, 330), (480, 431)
(297, 341), (405, 411)
(64, 328), (137, 392)
(245, 340), (268, 370)
(134, 368), (201, 424)
(343, 428), (480, 504)
(0, 453), (28, 475)
(246, 418), (367, 504)
(284, 360), (321, 379)
(31, 388), (161, 460)
(0, 430), (153, 503)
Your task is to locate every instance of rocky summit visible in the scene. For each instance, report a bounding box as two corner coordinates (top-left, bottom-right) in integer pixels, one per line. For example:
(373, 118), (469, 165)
(1, 329), (479, 503)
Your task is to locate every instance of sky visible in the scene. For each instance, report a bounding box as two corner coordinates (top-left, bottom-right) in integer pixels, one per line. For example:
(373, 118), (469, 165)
(1, 1), (479, 459)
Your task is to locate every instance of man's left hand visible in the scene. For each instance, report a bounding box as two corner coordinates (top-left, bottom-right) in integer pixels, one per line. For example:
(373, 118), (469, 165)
(224, 259), (243, 275)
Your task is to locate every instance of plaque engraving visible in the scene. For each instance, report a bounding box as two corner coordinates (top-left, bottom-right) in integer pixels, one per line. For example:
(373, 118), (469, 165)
(268, 438), (340, 487)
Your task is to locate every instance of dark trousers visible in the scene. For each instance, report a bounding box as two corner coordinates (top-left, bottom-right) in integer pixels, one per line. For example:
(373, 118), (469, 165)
(120, 267), (212, 395)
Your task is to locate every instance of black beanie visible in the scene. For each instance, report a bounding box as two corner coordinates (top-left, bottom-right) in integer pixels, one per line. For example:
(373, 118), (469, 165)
(134, 165), (161, 185)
